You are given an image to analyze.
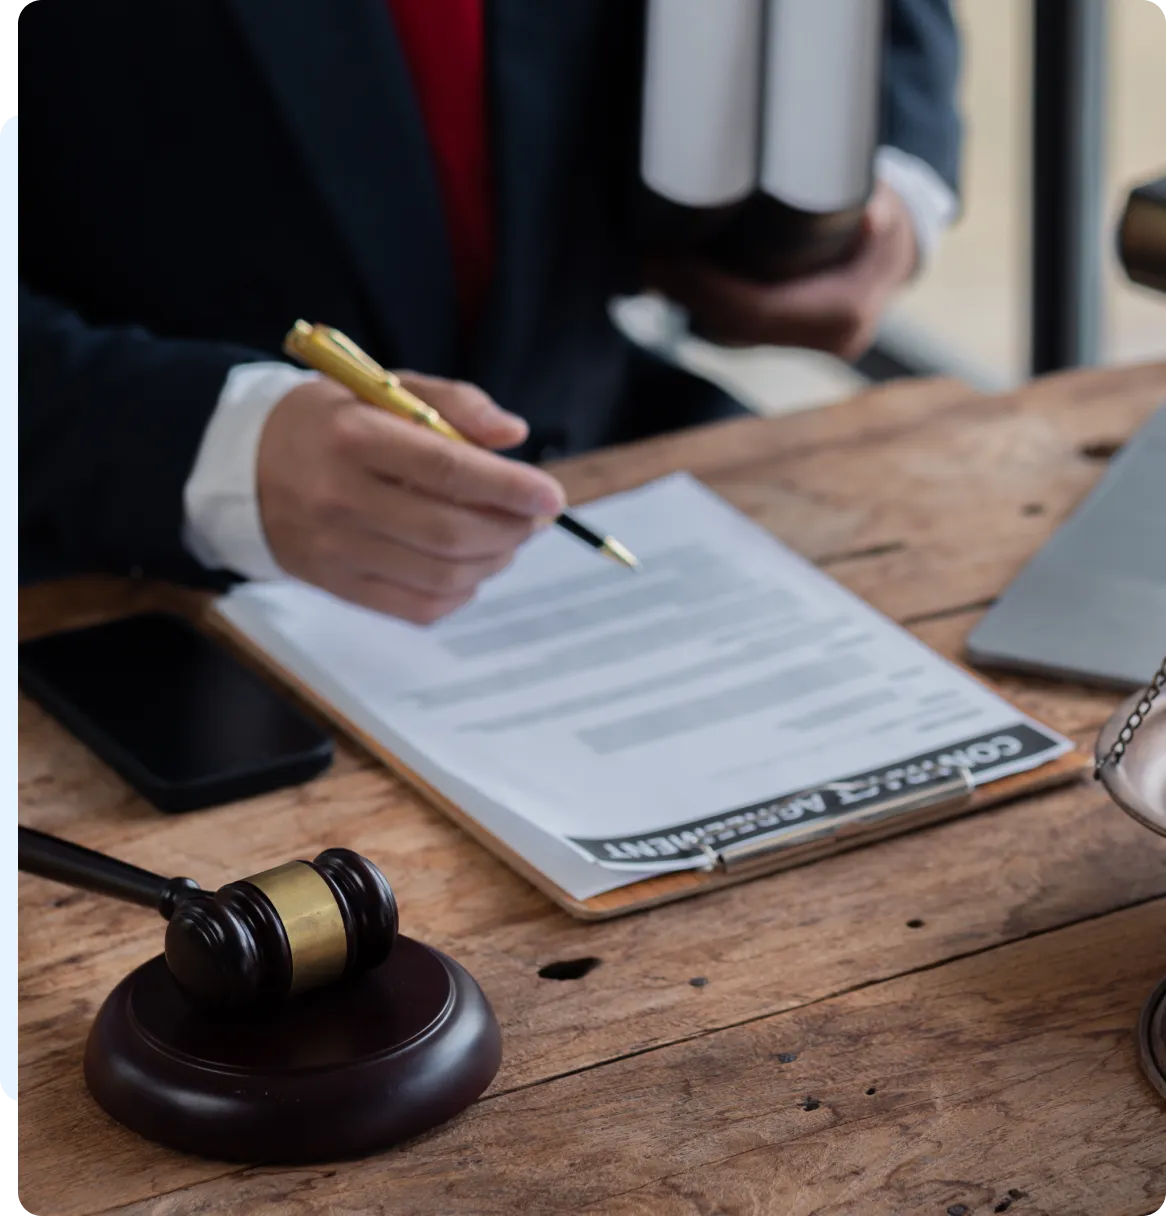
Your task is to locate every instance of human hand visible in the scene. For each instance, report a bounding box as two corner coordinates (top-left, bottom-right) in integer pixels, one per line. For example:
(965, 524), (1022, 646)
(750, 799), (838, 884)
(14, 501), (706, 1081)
(644, 180), (919, 361)
(256, 373), (565, 623)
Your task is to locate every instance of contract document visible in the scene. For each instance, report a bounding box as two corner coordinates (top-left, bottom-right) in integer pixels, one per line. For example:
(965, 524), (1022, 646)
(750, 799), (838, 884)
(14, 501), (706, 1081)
(215, 475), (1073, 901)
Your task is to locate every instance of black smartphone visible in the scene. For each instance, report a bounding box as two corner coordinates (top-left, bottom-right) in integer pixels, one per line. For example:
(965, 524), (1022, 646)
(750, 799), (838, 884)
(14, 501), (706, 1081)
(18, 611), (333, 812)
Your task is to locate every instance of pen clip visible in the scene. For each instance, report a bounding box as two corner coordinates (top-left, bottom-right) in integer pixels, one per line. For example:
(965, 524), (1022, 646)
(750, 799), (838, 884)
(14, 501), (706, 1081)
(320, 327), (394, 382)
(284, 320), (470, 446)
(286, 320), (399, 388)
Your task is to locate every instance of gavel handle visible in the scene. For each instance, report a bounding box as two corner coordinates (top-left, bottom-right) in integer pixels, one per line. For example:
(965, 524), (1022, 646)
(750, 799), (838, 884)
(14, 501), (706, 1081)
(18, 826), (199, 918)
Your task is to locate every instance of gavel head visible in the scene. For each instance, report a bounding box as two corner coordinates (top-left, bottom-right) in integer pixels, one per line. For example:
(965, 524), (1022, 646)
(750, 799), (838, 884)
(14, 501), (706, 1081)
(163, 849), (398, 1012)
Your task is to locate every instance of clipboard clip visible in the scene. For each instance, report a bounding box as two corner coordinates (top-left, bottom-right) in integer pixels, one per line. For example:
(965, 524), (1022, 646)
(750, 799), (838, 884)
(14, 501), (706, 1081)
(699, 767), (975, 874)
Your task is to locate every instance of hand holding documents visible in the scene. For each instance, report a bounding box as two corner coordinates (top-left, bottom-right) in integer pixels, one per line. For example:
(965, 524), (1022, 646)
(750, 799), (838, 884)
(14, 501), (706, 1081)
(214, 476), (1078, 916)
(640, 0), (882, 281)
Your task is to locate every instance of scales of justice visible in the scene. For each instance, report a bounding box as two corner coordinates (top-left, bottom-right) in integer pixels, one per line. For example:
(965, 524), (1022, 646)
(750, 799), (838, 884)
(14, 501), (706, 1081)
(1096, 175), (1166, 1103)
(1065, 176), (1166, 1103)
(1095, 660), (1166, 1101)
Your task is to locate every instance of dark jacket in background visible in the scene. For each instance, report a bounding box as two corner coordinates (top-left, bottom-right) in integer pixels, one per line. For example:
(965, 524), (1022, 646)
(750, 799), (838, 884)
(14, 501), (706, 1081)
(18, 0), (962, 585)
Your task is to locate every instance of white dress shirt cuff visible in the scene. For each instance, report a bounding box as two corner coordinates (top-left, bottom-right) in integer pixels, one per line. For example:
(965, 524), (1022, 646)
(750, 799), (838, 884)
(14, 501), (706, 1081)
(183, 361), (318, 580)
(874, 145), (959, 271)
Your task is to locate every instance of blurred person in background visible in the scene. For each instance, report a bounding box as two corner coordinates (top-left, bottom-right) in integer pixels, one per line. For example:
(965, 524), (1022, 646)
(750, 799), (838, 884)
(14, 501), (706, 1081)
(19, 0), (961, 623)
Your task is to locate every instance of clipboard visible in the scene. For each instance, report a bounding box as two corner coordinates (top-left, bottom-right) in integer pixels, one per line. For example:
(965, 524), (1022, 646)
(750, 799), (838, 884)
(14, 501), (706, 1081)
(204, 603), (1090, 922)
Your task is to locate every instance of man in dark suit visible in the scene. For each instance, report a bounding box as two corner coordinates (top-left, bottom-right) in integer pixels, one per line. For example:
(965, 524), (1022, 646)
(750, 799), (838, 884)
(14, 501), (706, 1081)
(19, 0), (962, 622)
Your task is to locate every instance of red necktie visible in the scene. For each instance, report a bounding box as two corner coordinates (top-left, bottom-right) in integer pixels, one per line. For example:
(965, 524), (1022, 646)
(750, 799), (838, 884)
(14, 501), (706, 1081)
(386, 0), (494, 333)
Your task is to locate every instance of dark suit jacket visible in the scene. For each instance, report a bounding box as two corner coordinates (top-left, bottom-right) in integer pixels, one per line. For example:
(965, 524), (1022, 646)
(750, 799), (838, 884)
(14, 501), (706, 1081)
(18, 0), (961, 585)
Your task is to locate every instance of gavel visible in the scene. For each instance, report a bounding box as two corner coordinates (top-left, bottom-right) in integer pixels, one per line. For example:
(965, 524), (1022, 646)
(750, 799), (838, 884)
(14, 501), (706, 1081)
(18, 826), (398, 1011)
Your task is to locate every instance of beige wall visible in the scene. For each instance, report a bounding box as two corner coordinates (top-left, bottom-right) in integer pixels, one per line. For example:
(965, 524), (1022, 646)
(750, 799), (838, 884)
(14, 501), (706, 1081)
(895, 0), (1166, 379)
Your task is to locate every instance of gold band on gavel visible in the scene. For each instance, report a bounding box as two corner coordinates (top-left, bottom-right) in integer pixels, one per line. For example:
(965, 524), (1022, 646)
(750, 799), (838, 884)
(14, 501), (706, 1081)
(244, 861), (348, 993)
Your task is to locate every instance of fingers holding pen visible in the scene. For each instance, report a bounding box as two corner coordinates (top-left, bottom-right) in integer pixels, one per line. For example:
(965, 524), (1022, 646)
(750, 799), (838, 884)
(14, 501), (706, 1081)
(257, 378), (563, 625)
(331, 401), (566, 520)
(313, 476), (545, 564)
(395, 372), (530, 452)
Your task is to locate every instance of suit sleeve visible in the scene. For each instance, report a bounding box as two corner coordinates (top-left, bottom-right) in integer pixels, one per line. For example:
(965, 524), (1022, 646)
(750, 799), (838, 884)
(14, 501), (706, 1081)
(881, 0), (964, 199)
(19, 282), (273, 586)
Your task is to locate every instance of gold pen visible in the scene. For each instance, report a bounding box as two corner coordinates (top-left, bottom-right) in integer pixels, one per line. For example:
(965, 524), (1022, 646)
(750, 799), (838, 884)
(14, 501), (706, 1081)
(282, 320), (639, 571)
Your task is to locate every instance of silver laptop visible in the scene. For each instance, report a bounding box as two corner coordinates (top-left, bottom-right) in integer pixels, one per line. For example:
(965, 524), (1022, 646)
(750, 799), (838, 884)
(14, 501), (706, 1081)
(965, 403), (1166, 690)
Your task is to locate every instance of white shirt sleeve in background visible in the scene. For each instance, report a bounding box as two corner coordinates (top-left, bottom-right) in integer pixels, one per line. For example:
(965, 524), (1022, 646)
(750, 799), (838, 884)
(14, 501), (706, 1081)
(874, 145), (959, 270)
(182, 361), (317, 580)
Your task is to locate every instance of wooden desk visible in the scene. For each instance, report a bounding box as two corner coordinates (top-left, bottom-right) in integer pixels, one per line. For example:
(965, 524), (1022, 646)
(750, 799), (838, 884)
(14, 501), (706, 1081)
(19, 363), (1166, 1216)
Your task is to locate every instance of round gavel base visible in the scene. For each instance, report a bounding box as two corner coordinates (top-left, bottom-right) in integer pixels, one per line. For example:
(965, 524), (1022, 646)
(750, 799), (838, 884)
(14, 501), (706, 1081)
(1140, 975), (1166, 1102)
(84, 936), (501, 1163)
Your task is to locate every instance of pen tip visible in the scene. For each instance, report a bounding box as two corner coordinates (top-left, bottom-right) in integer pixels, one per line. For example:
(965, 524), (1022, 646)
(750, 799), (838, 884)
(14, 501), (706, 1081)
(600, 538), (640, 571)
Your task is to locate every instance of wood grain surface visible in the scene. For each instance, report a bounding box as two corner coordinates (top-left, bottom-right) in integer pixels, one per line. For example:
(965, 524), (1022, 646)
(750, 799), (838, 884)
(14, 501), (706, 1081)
(18, 361), (1166, 1215)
